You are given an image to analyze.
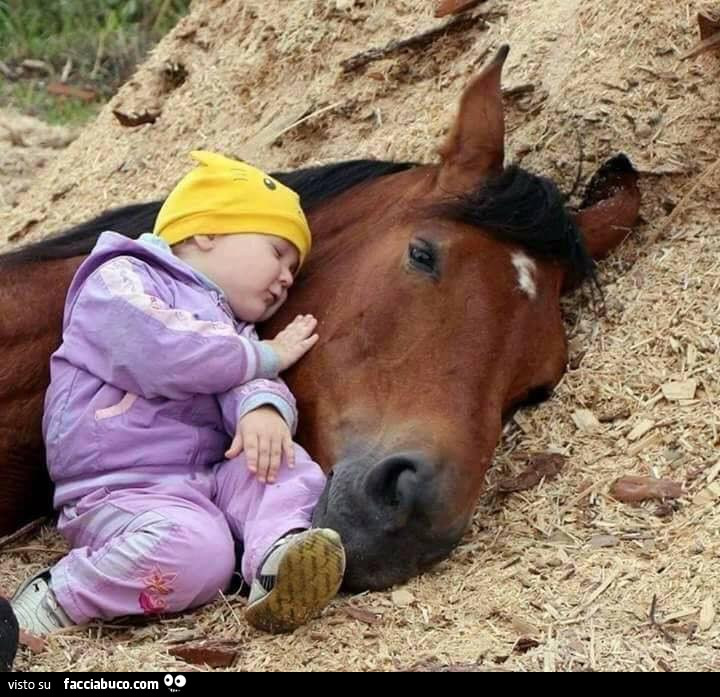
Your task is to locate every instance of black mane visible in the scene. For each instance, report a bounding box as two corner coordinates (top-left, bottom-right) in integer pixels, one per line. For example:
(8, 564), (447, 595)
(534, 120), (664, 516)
(1, 158), (594, 284)
(0, 159), (416, 267)
(431, 165), (596, 283)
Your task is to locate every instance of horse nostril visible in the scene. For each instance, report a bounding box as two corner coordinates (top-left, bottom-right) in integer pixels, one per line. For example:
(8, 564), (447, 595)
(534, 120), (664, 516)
(364, 454), (423, 529)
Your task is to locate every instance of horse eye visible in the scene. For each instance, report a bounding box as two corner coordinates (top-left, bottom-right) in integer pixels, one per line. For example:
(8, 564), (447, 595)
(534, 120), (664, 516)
(408, 243), (436, 273)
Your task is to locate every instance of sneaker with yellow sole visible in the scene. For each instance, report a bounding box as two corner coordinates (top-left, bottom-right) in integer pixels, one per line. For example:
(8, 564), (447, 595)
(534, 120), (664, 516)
(246, 528), (345, 633)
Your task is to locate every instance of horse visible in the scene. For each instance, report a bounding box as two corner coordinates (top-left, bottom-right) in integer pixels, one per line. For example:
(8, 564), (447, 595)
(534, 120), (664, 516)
(0, 46), (640, 592)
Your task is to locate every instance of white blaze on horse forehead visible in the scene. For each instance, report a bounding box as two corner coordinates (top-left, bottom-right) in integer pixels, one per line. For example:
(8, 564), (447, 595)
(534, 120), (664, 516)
(511, 251), (538, 300)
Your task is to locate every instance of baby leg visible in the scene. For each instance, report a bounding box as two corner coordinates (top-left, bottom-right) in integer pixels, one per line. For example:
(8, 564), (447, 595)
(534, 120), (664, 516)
(50, 484), (235, 624)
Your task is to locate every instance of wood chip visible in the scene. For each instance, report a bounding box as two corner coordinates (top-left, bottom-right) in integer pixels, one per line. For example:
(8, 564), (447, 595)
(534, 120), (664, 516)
(406, 660), (491, 672)
(513, 637), (541, 653)
(598, 406), (631, 423)
(435, 0), (487, 17)
(706, 460), (720, 485)
(510, 616), (540, 636)
(589, 535), (619, 549)
(168, 640), (238, 668)
(610, 476), (683, 502)
(496, 453), (566, 493)
(342, 605), (383, 625)
(572, 409), (602, 433)
(627, 418), (655, 441)
(693, 481), (720, 506)
(391, 589), (416, 607)
(627, 431), (663, 456)
(164, 629), (202, 644)
(112, 109), (161, 127)
(663, 607), (697, 622)
(19, 630), (47, 654)
(661, 379), (698, 401)
(547, 530), (576, 545)
(513, 412), (533, 433)
(698, 597), (716, 631)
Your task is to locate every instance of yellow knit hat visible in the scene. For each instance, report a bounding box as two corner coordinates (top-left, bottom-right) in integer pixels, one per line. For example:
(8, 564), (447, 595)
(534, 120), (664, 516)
(153, 150), (311, 265)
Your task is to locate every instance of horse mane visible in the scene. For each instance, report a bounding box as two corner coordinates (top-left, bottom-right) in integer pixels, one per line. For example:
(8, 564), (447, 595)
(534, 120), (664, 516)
(430, 165), (597, 284)
(1, 156), (597, 284)
(0, 159), (416, 267)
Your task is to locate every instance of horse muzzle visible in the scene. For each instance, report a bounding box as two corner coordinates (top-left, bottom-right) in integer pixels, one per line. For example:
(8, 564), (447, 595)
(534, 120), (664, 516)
(312, 451), (468, 590)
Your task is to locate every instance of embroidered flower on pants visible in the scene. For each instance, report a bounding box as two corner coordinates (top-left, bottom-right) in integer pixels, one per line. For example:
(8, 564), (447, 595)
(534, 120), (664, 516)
(138, 566), (177, 614)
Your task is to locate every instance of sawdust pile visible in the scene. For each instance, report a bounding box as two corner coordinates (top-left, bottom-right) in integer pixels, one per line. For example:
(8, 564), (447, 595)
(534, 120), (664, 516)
(1, 0), (718, 672)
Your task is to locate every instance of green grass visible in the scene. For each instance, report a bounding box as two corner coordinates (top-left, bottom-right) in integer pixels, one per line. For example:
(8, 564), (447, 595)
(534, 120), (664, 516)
(0, 80), (100, 126)
(0, 0), (191, 125)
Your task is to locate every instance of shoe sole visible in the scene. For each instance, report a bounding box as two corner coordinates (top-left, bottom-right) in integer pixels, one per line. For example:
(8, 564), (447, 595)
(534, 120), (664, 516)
(245, 531), (345, 634)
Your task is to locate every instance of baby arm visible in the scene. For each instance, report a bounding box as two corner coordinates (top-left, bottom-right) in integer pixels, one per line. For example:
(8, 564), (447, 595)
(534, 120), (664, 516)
(218, 315), (318, 483)
(62, 257), (278, 399)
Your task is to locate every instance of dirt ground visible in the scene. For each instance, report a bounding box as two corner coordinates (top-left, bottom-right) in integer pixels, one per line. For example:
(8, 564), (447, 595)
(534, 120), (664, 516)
(1, 0), (719, 672)
(0, 109), (75, 211)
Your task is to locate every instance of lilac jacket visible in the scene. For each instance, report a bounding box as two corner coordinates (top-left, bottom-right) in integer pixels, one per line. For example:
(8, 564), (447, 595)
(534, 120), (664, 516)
(43, 232), (297, 508)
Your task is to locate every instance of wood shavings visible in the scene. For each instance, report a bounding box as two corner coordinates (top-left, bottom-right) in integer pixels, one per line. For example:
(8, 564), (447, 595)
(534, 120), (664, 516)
(3, 0), (720, 675)
(339, 13), (492, 73)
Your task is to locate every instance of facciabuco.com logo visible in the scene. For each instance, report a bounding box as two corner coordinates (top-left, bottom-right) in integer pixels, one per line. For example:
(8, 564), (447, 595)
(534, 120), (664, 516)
(62, 678), (160, 690)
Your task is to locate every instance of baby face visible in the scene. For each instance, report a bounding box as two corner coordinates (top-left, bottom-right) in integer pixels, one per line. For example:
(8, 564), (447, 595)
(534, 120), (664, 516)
(196, 233), (299, 322)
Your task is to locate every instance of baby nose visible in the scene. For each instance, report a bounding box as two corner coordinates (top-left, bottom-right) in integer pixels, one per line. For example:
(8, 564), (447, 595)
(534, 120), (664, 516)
(280, 268), (294, 288)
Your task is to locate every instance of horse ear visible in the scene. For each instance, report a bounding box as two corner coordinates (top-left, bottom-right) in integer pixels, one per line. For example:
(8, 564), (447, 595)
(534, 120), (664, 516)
(573, 155), (641, 260)
(436, 45), (509, 194)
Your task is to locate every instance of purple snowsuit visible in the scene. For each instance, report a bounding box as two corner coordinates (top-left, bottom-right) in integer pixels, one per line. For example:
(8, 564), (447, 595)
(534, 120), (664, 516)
(42, 232), (326, 623)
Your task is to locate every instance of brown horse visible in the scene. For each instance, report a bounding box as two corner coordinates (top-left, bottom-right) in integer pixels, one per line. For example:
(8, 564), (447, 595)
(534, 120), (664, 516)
(0, 47), (640, 591)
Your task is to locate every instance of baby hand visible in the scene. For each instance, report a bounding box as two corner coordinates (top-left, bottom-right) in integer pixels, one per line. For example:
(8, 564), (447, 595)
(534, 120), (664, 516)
(225, 406), (294, 483)
(263, 314), (319, 372)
